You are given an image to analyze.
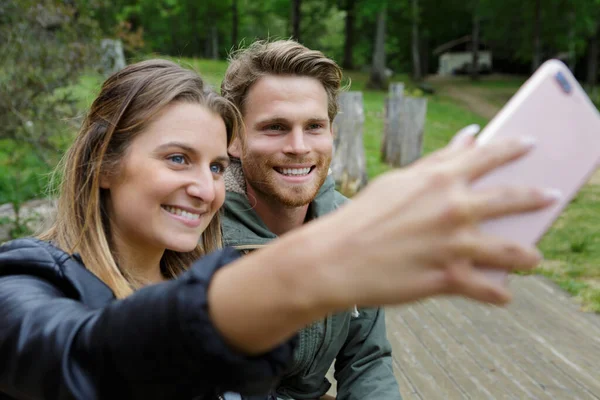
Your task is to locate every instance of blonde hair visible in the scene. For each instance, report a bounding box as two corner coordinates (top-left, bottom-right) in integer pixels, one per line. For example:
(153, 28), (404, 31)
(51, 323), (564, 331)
(40, 59), (242, 298)
(221, 40), (343, 129)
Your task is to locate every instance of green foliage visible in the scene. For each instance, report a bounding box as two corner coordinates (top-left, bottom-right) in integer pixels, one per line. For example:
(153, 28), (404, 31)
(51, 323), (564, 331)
(73, 0), (600, 81)
(0, 140), (49, 206)
(0, 0), (102, 214)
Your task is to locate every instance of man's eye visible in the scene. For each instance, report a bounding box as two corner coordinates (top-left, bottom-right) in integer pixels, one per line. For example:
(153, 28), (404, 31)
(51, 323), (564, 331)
(308, 123), (323, 130)
(266, 124), (285, 131)
(168, 155), (187, 165)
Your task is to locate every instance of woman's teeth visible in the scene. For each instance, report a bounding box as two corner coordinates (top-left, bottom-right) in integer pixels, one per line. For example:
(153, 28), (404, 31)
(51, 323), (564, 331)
(278, 167), (311, 176)
(162, 206), (200, 220)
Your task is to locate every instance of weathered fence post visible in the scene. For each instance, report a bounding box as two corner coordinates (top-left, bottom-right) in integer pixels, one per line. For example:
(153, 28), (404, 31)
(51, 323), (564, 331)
(381, 83), (404, 162)
(399, 97), (427, 166)
(331, 91), (368, 197)
(382, 83), (427, 167)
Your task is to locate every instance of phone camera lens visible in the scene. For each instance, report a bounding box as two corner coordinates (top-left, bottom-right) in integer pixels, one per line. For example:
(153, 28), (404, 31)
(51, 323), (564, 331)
(555, 72), (572, 94)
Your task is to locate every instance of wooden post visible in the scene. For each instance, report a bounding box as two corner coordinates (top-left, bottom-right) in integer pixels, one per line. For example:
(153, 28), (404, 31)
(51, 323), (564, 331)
(382, 84), (427, 167)
(399, 97), (427, 166)
(331, 92), (368, 197)
(381, 83), (404, 161)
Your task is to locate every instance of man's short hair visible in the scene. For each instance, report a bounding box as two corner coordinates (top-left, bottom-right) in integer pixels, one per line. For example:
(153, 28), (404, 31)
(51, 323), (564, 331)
(221, 40), (343, 124)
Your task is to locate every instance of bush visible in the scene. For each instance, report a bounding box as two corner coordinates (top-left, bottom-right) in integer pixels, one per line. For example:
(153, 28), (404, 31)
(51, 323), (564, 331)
(0, 0), (102, 208)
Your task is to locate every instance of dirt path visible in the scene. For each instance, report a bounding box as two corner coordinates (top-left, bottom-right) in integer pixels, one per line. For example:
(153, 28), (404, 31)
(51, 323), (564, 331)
(443, 84), (500, 120)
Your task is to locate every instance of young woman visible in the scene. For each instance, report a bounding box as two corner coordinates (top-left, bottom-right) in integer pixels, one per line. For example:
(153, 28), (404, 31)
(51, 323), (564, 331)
(0, 59), (556, 400)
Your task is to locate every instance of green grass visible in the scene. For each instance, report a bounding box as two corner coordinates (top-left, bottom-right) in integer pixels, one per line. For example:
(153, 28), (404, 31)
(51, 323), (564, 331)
(532, 184), (600, 312)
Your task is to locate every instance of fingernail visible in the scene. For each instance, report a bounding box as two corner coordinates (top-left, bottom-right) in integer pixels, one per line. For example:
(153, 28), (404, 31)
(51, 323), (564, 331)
(541, 188), (562, 202)
(458, 124), (481, 137)
(450, 124), (480, 148)
(519, 136), (537, 149)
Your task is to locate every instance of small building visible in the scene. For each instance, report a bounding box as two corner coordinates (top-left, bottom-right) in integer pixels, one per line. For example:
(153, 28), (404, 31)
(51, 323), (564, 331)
(433, 35), (492, 76)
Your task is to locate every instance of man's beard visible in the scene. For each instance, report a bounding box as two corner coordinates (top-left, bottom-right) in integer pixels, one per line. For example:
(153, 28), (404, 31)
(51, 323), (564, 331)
(242, 154), (331, 208)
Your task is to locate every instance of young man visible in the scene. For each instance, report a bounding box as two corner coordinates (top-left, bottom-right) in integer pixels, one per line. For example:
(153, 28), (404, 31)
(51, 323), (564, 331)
(220, 40), (401, 400)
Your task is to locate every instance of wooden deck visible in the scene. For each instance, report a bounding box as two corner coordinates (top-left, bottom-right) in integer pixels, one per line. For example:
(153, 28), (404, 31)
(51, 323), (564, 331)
(327, 275), (600, 399)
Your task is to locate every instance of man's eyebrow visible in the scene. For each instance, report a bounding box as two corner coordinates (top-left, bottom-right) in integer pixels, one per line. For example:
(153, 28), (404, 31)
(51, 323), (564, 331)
(254, 116), (329, 128)
(306, 117), (329, 124)
(254, 117), (289, 128)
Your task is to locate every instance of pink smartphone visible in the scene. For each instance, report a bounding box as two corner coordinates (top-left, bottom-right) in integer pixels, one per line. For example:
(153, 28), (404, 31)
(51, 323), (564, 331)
(472, 59), (600, 284)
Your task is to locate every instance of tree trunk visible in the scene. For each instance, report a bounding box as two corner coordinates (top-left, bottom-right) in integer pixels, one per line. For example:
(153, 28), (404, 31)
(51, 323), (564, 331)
(292, 0), (301, 42)
(421, 35), (429, 78)
(411, 0), (422, 81)
(211, 25), (219, 59)
(587, 24), (599, 91)
(531, 0), (542, 72)
(367, 6), (387, 90)
(471, 6), (480, 81)
(342, 0), (356, 70)
(568, 10), (576, 71)
(232, 0), (238, 48)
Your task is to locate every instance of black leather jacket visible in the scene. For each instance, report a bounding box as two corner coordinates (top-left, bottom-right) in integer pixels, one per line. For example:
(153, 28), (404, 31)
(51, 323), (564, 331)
(0, 238), (294, 400)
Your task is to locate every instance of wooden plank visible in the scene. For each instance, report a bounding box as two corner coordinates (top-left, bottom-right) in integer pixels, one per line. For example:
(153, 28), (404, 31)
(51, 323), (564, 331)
(457, 297), (596, 399)
(415, 299), (551, 399)
(326, 275), (600, 399)
(387, 308), (467, 399)
(400, 302), (497, 399)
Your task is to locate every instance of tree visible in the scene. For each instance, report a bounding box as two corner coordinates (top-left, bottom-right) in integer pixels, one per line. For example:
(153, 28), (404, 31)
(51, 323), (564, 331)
(471, 0), (480, 80)
(341, 0), (357, 69)
(292, 0), (301, 41)
(531, 0), (542, 72)
(232, 0), (239, 47)
(0, 0), (101, 158)
(367, 5), (387, 90)
(411, 0), (422, 81)
(0, 0), (101, 225)
(587, 23), (599, 90)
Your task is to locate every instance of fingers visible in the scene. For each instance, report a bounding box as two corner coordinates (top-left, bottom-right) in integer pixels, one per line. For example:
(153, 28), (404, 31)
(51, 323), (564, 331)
(468, 186), (561, 221)
(452, 136), (537, 181)
(452, 232), (543, 271)
(445, 262), (513, 305)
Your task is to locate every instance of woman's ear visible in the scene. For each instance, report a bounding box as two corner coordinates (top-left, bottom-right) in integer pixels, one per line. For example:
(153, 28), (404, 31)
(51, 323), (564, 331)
(228, 137), (242, 158)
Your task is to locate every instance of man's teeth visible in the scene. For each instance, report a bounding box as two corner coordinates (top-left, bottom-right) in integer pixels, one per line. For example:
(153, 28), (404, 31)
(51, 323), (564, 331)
(279, 167), (311, 176)
(163, 206), (200, 220)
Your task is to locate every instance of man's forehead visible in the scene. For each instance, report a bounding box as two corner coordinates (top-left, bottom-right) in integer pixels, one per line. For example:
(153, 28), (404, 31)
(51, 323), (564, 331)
(243, 75), (328, 119)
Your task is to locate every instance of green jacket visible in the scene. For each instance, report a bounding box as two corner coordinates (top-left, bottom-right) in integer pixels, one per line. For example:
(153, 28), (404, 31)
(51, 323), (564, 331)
(221, 161), (401, 400)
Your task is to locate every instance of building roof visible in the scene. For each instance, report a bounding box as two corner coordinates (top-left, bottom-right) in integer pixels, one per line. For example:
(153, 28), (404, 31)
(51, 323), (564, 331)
(433, 35), (489, 55)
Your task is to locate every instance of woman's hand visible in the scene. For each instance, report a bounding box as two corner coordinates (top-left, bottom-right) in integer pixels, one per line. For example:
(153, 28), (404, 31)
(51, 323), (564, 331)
(208, 135), (559, 354)
(309, 135), (558, 308)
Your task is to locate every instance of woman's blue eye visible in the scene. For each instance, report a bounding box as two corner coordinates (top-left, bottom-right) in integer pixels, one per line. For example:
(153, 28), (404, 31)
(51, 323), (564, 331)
(210, 163), (225, 174)
(168, 155), (186, 164)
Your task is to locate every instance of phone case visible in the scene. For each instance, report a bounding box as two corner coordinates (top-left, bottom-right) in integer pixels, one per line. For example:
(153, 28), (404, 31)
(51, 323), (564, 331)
(472, 59), (600, 284)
